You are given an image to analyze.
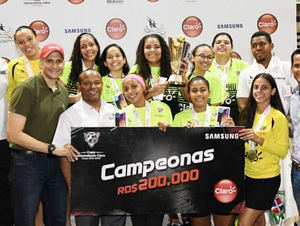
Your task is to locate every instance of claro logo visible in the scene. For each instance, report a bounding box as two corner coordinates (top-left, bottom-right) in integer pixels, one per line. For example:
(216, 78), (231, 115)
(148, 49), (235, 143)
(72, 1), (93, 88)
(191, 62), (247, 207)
(182, 16), (203, 38)
(68, 0), (85, 4)
(30, 20), (50, 42)
(0, 0), (8, 4)
(106, 18), (127, 40)
(214, 179), (237, 203)
(257, 13), (278, 34)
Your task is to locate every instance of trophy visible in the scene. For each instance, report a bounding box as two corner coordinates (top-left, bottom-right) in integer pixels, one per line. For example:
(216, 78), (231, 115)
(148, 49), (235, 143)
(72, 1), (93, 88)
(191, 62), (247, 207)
(168, 35), (190, 87)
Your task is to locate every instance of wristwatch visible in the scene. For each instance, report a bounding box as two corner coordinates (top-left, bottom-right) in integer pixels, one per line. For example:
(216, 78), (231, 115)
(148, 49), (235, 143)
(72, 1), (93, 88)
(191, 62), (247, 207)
(48, 144), (56, 155)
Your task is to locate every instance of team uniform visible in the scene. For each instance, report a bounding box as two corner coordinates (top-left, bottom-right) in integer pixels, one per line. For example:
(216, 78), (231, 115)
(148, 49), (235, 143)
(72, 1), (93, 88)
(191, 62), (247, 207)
(210, 58), (248, 123)
(244, 107), (289, 210)
(177, 72), (224, 112)
(7, 56), (40, 102)
(124, 100), (172, 127)
(101, 75), (124, 104)
(129, 64), (179, 116)
(172, 106), (218, 127)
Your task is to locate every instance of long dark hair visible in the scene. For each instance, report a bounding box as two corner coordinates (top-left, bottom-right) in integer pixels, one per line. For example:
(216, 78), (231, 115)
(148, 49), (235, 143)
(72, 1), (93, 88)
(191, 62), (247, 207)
(69, 33), (101, 82)
(239, 73), (285, 128)
(135, 34), (171, 80)
(190, 44), (213, 75)
(99, 43), (130, 76)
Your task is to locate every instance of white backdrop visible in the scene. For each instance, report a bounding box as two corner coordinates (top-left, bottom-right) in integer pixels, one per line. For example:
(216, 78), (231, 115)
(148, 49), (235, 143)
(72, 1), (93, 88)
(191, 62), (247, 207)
(0, 0), (297, 66)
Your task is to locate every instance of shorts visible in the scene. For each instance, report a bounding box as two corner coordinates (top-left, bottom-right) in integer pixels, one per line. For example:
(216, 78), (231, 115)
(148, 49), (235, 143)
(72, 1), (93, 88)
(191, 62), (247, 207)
(245, 175), (280, 210)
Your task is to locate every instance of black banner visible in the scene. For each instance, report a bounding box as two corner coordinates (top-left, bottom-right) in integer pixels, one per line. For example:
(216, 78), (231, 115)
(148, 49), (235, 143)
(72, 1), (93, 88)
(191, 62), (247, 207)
(71, 127), (245, 215)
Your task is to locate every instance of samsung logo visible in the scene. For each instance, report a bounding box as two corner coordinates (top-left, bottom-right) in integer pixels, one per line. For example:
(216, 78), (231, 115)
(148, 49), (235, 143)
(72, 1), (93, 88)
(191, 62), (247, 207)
(107, 0), (123, 3)
(217, 24), (243, 29)
(205, 133), (239, 140)
(64, 28), (92, 34)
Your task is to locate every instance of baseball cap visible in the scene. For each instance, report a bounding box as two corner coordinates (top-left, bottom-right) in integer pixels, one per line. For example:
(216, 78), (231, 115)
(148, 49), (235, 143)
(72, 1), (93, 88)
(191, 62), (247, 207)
(40, 43), (64, 58)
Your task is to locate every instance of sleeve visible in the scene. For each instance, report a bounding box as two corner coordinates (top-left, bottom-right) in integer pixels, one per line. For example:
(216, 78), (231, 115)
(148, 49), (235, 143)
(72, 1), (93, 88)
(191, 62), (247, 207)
(6, 61), (17, 103)
(172, 113), (181, 127)
(9, 84), (34, 117)
(260, 113), (289, 158)
(164, 104), (173, 125)
(128, 64), (139, 74)
(59, 61), (72, 85)
(236, 68), (250, 98)
(52, 112), (72, 146)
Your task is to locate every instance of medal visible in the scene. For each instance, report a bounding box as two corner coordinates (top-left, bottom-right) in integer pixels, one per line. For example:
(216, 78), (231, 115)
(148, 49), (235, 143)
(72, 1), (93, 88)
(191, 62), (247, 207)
(248, 151), (256, 162)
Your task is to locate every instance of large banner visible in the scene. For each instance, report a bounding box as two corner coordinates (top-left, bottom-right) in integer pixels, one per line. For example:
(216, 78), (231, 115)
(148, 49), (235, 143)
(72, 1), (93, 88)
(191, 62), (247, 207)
(71, 127), (245, 215)
(0, 0), (296, 65)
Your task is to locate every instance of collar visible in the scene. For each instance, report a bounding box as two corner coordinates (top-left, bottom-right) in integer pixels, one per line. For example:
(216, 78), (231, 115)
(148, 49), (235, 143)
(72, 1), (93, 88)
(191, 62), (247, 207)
(253, 56), (280, 70)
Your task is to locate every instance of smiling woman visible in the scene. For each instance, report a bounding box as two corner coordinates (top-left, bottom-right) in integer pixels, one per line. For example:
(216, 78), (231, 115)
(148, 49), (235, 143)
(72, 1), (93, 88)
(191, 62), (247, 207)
(7, 25), (41, 103)
(59, 33), (101, 104)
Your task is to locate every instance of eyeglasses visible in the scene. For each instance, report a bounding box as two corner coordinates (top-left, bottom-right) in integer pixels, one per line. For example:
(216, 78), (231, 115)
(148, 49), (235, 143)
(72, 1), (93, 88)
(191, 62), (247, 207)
(194, 54), (214, 61)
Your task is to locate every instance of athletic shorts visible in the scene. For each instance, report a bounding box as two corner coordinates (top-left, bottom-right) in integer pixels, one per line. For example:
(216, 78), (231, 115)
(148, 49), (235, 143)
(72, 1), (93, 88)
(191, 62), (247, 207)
(245, 175), (280, 210)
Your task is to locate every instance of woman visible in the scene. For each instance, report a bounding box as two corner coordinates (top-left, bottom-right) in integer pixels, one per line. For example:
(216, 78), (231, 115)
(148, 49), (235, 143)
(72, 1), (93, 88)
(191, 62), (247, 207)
(129, 34), (180, 116)
(122, 74), (172, 226)
(60, 33), (101, 103)
(238, 73), (289, 225)
(179, 44), (224, 112)
(7, 26), (40, 103)
(173, 76), (235, 226)
(210, 32), (249, 123)
(99, 43), (129, 108)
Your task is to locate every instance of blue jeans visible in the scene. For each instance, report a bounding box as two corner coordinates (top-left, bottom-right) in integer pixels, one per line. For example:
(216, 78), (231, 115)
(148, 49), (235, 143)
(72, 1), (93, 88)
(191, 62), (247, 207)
(291, 164), (300, 212)
(10, 150), (67, 226)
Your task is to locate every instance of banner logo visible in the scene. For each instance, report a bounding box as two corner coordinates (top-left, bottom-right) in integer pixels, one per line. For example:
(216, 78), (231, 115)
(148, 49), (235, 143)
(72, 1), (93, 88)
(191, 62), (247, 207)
(68, 0), (84, 4)
(0, 23), (14, 43)
(257, 13), (278, 34)
(182, 16), (203, 37)
(84, 132), (100, 148)
(30, 20), (49, 42)
(144, 17), (166, 37)
(106, 18), (127, 40)
(0, 0), (7, 4)
(147, 0), (159, 2)
(231, 51), (241, 60)
(214, 179), (237, 203)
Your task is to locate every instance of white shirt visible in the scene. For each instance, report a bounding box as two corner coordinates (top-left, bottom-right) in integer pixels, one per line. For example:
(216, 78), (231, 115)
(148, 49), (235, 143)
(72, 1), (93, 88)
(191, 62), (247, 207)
(0, 58), (8, 140)
(290, 87), (300, 162)
(52, 98), (116, 146)
(237, 56), (298, 114)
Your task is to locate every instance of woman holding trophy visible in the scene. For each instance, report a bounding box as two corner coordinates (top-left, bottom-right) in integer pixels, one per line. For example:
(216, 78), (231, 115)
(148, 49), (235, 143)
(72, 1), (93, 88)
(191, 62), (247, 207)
(178, 44), (224, 112)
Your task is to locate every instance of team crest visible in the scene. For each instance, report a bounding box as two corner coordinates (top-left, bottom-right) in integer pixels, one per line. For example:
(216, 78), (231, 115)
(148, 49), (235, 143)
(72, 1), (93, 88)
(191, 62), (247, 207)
(84, 132), (100, 148)
(157, 107), (163, 113)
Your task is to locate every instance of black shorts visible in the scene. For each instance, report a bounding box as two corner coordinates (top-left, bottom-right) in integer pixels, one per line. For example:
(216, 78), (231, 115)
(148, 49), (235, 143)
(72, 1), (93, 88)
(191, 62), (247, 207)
(245, 175), (280, 210)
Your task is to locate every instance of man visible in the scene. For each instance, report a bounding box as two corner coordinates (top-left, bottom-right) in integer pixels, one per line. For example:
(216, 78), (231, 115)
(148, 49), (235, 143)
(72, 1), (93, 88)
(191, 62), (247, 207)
(237, 31), (297, 114)
(0, 57), (13, 226)
(7, 43), (79, 226)
(52, 69), (126, 226)
(290, 49), (300, 212)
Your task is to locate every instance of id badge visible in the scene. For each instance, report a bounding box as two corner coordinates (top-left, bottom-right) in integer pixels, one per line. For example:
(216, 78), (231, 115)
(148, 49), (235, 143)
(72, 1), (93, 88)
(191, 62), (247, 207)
(112, 93), (127, 109)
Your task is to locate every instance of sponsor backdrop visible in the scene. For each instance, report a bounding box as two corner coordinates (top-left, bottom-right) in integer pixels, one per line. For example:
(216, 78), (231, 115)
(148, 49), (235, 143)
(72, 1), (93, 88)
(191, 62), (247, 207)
(71, 127), (245, 214)
(0, 0), (296, 65)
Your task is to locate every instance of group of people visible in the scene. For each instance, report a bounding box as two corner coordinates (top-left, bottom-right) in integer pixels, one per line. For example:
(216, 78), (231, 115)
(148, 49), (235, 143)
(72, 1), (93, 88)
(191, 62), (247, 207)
(0, 24), (299, 226)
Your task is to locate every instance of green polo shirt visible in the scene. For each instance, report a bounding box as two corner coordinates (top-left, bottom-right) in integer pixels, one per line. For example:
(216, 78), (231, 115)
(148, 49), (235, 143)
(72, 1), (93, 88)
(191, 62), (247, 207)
(9, 74), (69, 151)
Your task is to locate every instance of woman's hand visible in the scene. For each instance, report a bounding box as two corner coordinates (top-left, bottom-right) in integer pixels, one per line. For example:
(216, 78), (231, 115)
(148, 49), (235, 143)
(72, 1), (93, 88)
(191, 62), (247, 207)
(185, 123), (194, 128)
(146, 83), (168, 99)
(222, 117), (235, 127)
(239, 128), (264, 145)
(158, 121), (170, 132)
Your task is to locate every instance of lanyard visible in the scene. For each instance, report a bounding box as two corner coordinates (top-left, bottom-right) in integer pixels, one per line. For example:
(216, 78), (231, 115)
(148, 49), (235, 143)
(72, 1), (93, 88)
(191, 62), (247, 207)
(82, 59), (96, 71)
(215, 59), (231, 90)
(192, 105), (211, 127)
(132, 101), (151, 127)
(108, 74), (123, 94)
(24, 57), (34, 77)
(249, 104), (272, 150)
